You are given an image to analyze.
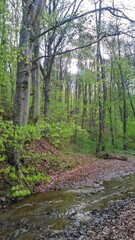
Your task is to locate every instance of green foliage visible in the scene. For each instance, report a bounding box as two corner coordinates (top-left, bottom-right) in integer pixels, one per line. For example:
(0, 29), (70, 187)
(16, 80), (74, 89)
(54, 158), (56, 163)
(23, 151), (65, 171)
(26, 172), (51, 184)
(127, 122), (135, 149)
(73, 125), (94, 153)
(9, 172), (18, 180)
(0, 164), (51, 199)
(0, 117), (43, 162)
(60, 122), (75, 141)
(11, 185), (31, 198)
(0, 117), (66, 162)
(40, 121), (62, 147)
(0, 166), (11, 174)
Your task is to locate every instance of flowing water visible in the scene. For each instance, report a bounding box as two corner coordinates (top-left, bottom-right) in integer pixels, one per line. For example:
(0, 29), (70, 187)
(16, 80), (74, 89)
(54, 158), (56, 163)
(1, 173), (135, 239)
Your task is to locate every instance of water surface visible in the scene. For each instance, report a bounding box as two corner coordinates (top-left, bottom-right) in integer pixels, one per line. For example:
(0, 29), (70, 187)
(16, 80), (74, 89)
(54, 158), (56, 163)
(1, 173), (135, 239)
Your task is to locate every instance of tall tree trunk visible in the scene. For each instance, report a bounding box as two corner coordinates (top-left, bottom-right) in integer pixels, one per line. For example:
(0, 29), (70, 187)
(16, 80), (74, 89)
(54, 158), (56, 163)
(82, 81), (87, 129)
(125, 82), (135, 118)
(40, 62), (52, 118)
(65, 78), (70, 121)
(44, 74), (52, 117)
(12, 0), (45, 167)
(117, 31), (127, 150)
(32, 42), (40, 123)
(95, 0), (105, 153)
(109, 58), (115, 146)
(74, 77), (79, 143)
(88, 83), (92, 131)
(14, 0), (45, 126)
(117, 62), (127, 150)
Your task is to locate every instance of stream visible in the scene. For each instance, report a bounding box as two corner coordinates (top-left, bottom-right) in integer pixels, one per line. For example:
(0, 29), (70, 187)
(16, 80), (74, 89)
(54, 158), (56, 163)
(1, 173), (135, 240)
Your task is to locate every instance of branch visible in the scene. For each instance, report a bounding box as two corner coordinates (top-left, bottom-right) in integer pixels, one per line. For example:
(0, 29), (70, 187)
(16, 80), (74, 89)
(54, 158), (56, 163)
(32, 6), (135, 42)
(33, 30), (135, 63)
(33, 32), (118, 62)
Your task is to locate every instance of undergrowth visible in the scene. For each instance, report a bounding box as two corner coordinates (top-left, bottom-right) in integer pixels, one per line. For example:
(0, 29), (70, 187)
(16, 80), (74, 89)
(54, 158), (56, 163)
(1, 115), (133, 204)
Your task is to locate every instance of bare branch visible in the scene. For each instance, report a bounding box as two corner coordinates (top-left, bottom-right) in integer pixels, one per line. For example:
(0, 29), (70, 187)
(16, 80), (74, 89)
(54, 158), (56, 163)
(32, 6), (135, 42)
(33, 30), (135, 63)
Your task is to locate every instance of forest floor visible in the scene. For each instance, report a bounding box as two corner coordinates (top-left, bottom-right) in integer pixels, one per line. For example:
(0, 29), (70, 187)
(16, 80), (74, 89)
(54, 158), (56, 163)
(36, 152), (135, 192)
(34, 139), (135, 192)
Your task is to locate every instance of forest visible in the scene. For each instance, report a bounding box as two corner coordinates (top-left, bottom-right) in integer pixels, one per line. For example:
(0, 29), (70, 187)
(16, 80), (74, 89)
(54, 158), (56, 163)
(1, 0), (135, 239)
(1, 0), (135, 215)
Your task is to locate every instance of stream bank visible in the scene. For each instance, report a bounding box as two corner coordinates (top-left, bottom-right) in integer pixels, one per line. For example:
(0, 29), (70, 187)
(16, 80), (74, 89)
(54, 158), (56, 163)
(1, 151), (135, 239)
(1, 172), (135, 240)
(51, 196), (135, 240)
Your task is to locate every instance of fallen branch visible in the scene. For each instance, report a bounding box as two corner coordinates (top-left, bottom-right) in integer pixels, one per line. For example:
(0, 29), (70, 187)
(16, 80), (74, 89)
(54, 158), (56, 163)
(97, 152), (128, 161)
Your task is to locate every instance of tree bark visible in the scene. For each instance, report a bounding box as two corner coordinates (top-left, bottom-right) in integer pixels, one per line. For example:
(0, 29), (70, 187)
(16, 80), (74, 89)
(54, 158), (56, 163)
(14, 0), (45, 126)
(12, 0), (45, 167)
(116, 30), (127, 150)
(44, 74), (52, 117)
(82, 81), (87, 129)
(32, 41), (40, 123)
(95, 0), (106, 153)
(108, 59), (115, 146)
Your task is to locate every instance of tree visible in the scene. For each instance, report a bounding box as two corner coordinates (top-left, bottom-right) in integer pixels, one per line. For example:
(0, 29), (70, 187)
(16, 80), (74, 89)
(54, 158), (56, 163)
(0, 1), (21, 118)
(10, 0), (46, 168)
(40, 0), (83, 117)
(14, 0), (46, 126)
(94, 0), (106, 153)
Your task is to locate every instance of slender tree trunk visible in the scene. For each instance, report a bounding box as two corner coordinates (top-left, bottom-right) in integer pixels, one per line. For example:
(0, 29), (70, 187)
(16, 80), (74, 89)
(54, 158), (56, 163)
(101, 57), (107, 148)
(117, 32), (127, 150)
(44, 74), (52, 117)
(58, 57), (63, 104)
(74, 77), (79, 143)
(65, 78), (70, 121)
(113, 87), (118, 148)
(95, 0), (105, 153)
(88, 83), (92, 131)
(109, 59), (114, 146)
(32, 43), (40, 123)
(125, 82), (135, 118)
(82, 81), (87, 129)
(119, 64), (127, 150)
